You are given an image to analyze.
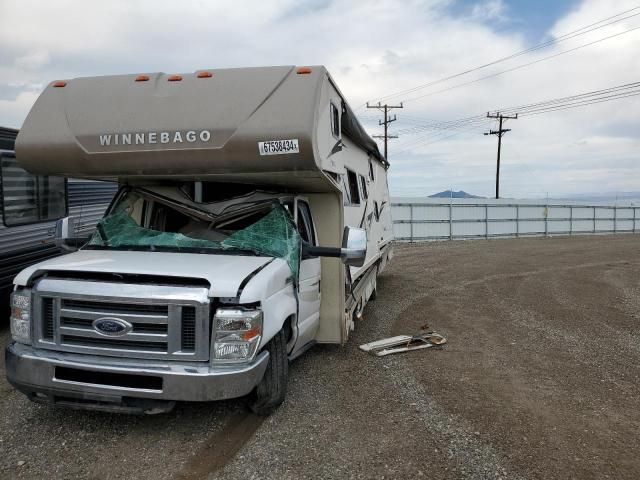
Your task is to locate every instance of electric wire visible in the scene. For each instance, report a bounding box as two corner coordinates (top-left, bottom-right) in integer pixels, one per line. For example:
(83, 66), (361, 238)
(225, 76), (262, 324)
(390, 81), (640, 152)
(402, 25), (640, 105)
(363, 6), (640, 106)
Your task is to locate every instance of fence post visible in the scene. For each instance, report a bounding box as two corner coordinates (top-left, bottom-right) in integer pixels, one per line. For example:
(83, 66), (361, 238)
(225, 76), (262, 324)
(544, 203), (549, 238)
(516, 204), (519, 238)
(449, 201), (453, 241)
(634, 207), (637, 234)
(614, 205), (617, 234)
(485, 204), (489, 239)
(569, 206), (573, 235)
(409, 204), (414, 243)
(593, 206), (596, 233)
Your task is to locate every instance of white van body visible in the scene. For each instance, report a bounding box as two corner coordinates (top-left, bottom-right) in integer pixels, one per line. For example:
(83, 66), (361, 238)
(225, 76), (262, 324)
(6, 66), (393, 413)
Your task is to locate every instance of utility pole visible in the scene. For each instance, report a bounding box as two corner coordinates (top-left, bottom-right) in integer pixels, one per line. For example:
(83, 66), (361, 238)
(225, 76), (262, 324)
(485, 112), (517, 199)
(367, 102), (403, 161)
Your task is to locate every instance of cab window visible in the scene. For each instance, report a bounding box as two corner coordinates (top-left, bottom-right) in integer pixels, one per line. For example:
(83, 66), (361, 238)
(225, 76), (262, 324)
(297, 201), (316, 245)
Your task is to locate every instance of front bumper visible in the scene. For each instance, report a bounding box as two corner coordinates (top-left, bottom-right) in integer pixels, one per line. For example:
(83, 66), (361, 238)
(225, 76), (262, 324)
(6, 343), (269, 413)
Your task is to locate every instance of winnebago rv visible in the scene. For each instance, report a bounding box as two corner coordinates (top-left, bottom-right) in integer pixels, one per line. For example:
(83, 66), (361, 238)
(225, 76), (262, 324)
(6, 66), (393, 414)
(0, 127), (116, 312)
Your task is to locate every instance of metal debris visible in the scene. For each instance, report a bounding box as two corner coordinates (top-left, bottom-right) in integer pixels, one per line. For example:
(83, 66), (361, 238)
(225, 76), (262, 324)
(359, 332), (447, 357)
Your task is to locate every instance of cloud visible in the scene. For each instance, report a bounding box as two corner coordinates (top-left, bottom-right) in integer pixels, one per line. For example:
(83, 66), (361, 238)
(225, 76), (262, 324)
(470, 0), (509, 23)
(0, 0), (638, 197)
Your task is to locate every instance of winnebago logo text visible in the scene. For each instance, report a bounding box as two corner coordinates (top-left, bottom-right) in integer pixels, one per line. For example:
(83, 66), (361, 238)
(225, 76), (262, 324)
(99, 130), (212, 146)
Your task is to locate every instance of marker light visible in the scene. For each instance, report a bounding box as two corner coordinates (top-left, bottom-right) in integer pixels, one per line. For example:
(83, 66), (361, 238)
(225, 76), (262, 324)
(135, 75), (150, 82)
(53, 81), (67, 88)
(296, 67), (312, 75)
(197, 71), (213, 78)
(168, 75), (182, 82)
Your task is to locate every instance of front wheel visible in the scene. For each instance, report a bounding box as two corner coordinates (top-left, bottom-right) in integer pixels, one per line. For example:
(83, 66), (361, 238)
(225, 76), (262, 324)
(249, 328), (288, 415)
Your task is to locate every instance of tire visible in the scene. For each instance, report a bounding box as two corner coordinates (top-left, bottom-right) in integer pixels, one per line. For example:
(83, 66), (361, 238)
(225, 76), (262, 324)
(369, 286), (377, 301)
(249, 328), (288, 416)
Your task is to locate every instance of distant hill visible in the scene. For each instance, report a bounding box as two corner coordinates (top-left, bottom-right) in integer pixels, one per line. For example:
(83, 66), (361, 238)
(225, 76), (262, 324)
(429, 190), (484, 199)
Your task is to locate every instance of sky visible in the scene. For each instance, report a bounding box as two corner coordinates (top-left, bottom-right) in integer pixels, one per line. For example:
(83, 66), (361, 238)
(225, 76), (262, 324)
(1, 0), (639, 198)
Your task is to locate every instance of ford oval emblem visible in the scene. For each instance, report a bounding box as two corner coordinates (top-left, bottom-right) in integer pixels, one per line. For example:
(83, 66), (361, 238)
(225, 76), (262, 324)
(93, 317), (132, 337)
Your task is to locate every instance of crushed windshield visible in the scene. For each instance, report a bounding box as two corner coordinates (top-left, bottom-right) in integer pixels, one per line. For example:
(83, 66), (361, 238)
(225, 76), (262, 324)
(87, 189), (301, 278)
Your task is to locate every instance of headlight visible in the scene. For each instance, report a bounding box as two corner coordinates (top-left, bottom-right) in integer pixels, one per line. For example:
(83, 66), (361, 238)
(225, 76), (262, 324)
(212, 308), (263, 364)
(10, 290), (31, 345)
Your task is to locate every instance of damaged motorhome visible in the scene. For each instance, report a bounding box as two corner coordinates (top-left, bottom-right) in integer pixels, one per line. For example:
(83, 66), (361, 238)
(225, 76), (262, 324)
(6, 65), (393, 414)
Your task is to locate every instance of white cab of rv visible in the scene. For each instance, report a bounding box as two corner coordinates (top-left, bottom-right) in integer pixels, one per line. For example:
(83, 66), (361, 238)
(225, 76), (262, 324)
(6, 66), (393, 414)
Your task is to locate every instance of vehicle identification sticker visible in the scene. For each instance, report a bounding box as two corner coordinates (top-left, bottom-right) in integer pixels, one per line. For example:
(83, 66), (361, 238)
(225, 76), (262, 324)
(258, 139), (299, 155)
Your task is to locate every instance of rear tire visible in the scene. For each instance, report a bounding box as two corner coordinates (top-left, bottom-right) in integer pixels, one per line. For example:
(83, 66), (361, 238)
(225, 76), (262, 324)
(249, 328), (288, 416)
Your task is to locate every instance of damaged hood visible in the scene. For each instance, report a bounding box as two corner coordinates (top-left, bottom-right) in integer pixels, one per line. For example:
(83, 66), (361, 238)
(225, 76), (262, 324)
(14, 249), (280, 298)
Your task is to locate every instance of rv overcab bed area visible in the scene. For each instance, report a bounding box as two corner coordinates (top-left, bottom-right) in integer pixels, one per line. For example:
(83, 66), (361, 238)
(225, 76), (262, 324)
(6, 65), (393, 415)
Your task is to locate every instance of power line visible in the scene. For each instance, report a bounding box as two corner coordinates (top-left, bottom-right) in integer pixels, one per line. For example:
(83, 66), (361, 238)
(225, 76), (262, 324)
(495, 81), (640, 115)
(389, 80), (640, 153)
(365, 6), (640, 105)
(518, 90), (640, 116)
(394, 120), (493, 155)
(391, 81), (640, 137)
(401, 25), (640, 104)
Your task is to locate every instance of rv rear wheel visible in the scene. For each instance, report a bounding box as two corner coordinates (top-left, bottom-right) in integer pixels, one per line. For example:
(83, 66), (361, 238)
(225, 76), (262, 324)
(250, 328), (288, 416)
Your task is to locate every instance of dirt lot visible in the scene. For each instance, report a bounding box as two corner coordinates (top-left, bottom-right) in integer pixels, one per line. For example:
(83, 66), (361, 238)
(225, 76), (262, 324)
(1, 234), (639, 479)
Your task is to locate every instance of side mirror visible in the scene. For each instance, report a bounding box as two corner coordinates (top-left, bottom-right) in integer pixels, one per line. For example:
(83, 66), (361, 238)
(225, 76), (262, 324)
(300, 226), (367, 267)
(340, 226), (367, 267)
(54, 216), (88, 252)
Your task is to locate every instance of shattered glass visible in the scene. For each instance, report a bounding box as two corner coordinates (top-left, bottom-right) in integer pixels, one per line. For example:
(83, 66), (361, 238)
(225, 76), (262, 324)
(87, 201), (301, 279)
(223, 206), (301, 279)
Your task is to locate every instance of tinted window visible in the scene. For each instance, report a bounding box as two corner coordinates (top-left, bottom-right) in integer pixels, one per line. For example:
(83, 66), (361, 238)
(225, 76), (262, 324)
(346, 169), (360, 205)
(1, 154), (67, 226)
(330, 103), (341, 139)
(341, 175), (351, 206)
(297, 202), (315, 245)
(359, 175), (368, 200)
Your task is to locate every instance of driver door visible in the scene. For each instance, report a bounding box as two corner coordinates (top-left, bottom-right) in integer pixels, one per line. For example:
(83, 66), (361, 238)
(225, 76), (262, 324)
(295, 200), (321, 347)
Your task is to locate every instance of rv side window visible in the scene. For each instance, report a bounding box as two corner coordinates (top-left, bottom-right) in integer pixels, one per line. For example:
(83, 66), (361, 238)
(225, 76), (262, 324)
(1, 154), (67, 226)
(369, 160), (375, 181)
(341, 175), (351, 205)
(359, 175), (368, 200)
(330, 103), (341, 139)
(345, 169), (360, 206)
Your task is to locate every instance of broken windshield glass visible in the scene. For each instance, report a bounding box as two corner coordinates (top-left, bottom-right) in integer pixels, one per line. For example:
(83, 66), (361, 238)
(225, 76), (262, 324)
(86, 189), (301, 279)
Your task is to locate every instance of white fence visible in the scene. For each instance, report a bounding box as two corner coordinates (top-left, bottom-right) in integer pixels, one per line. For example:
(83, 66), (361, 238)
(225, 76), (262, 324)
(391, 199), (640, 241)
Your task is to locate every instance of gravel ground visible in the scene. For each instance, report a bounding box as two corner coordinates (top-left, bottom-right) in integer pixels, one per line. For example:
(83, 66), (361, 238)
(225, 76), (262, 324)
(1, 234), (639, 479)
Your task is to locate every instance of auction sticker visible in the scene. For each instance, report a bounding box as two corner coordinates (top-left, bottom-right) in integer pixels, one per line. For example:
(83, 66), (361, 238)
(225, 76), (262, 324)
(258, 139), (299, 155)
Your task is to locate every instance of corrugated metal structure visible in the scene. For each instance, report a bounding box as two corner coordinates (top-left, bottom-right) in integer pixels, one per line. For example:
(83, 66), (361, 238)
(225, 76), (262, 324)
(0, 127), (117, 304)
(391, 198), (639, 241)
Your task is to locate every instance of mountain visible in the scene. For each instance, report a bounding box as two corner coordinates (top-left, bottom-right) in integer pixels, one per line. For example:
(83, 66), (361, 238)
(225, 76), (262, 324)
(429, 190), (484, 199)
